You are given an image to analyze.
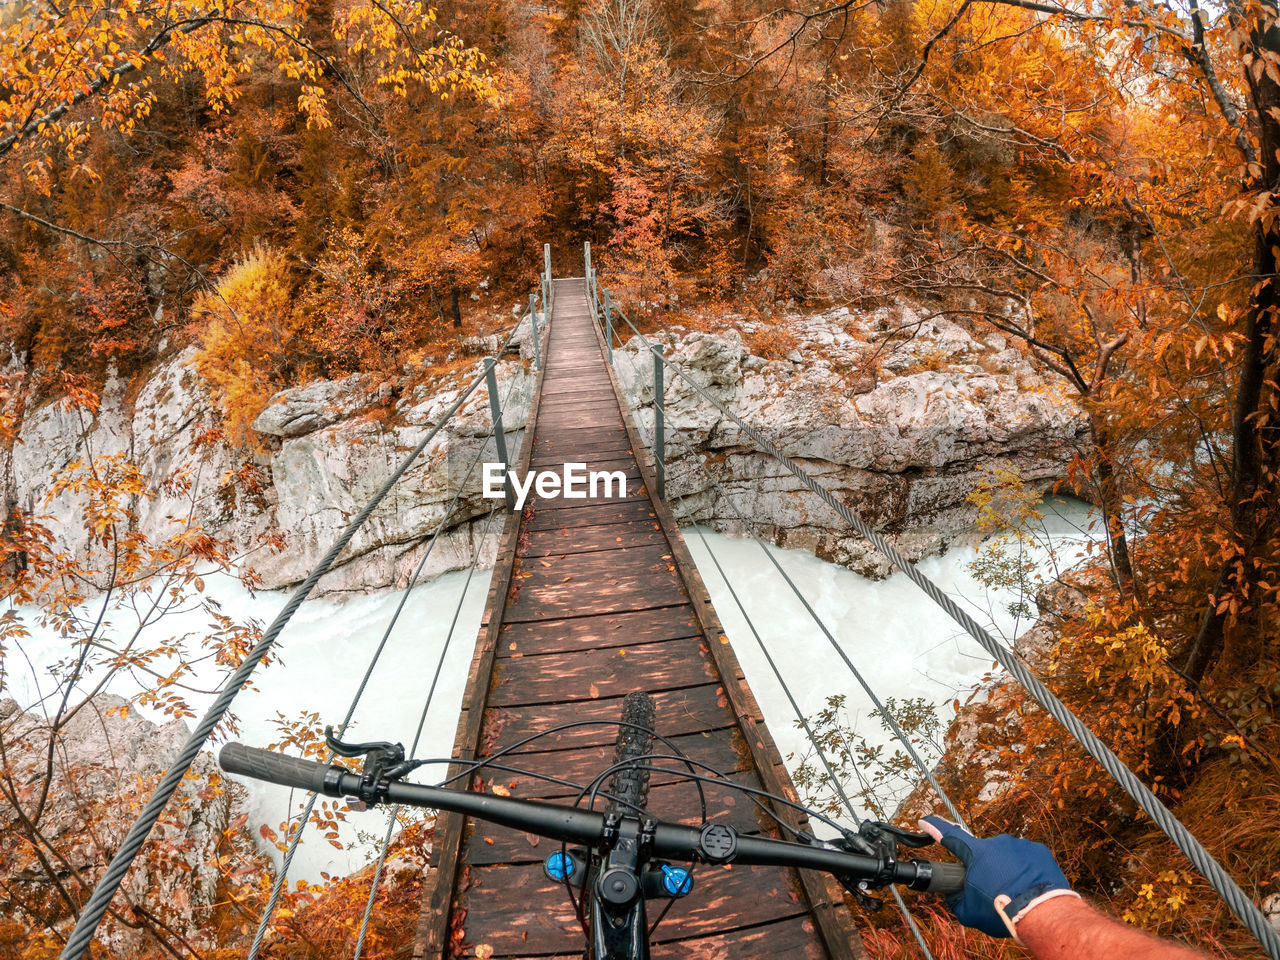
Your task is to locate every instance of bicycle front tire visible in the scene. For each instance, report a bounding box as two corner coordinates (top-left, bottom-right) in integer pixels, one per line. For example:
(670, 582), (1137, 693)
(606, 692), (656, 818)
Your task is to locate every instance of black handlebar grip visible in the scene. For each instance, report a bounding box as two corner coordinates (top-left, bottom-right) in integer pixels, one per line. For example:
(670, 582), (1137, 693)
(924, 859), (967, 895)
(219, 742), (335, 795)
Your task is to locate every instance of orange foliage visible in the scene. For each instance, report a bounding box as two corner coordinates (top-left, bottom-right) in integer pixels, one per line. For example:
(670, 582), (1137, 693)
(4, 0), (1280, 953)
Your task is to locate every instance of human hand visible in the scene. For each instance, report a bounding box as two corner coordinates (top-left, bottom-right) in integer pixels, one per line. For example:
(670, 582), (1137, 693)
(919, 816), (1079, 939)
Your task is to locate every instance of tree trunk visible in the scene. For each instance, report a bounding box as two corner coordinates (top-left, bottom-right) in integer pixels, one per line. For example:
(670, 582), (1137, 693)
(1185, 18), (1280, 683)
(450, 287), (463, 328)
(1091, 414), (1136, 600)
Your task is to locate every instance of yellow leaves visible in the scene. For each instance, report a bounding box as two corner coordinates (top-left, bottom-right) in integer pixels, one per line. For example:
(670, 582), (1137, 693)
(191, 241), (300, 448)
(1122, 870), (1195, 927)
(1, 0), (490, 183)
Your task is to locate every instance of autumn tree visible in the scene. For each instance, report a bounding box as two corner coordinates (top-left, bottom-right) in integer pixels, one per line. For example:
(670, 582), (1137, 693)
(0, 376), (272, 957)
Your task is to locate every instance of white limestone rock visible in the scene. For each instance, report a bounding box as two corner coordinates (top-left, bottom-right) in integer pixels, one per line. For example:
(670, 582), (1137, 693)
(5, 348), (274, 584)
(247, 357), (534, 592)
(251, 373), (374, 438)
(5, 301), (1083, 594)
(615, 305), (1087, 577)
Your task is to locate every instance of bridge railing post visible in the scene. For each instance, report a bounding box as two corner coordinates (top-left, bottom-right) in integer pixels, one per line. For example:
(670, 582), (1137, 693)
(653, 343), (664, 499)
(603, 289), (613, 365)
(484, 357), (514, 510)
(583, 241), (592, 286)
(543, 243), (554, 315)
(528, 293), (541, 369)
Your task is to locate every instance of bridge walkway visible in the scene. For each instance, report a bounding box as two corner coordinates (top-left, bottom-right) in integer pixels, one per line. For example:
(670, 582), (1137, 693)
(412, 277), (860, 960)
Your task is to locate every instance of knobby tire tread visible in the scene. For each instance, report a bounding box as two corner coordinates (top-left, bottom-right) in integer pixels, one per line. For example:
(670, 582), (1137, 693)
(606, 692), (655, 819)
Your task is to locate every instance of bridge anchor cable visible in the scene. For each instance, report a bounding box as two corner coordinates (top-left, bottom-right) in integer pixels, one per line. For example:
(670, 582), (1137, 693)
(601, 286), (1280, 960)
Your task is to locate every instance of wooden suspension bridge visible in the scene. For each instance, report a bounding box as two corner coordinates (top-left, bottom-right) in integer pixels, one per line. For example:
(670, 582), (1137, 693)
(54, 252), (1280, 960)
(410, 275), (863, 959)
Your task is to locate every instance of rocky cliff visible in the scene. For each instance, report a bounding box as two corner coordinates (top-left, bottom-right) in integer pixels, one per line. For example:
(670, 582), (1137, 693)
(0, 694), (251, 953)
(2, 304), (1087, 593)
(615, 306), (1087, 576)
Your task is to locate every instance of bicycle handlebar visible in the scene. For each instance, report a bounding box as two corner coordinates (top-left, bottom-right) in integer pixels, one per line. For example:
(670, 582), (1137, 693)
(219, 743), (965, 895)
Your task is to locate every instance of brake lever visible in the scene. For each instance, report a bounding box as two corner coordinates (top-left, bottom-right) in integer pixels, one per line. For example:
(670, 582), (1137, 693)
(324, 725), (407, 807)
(325, 726), (404, 760)
(866, 821), (933, 849)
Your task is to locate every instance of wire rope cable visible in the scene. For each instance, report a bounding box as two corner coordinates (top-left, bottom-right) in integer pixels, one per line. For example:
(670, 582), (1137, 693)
(351, 503), (502, 959)
(609, 326), (940, 960)
(677, 431), (965, 824)
(603, 296), (1280, 959)
(246, 357), (530, 958)
(347, 300), (542, 957)
(612, 330), (962, 821)
(684, 520), (939, 959)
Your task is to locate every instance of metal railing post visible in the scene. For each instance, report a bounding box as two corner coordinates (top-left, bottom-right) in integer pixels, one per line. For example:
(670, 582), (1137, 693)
(485, 357), (514, 510)
(528, 293), (541, 369)
(653, 344), (664, 499)
(603, 289), (613, 364)
(584, 241), (592, 285)
(543, 243), (554, 315)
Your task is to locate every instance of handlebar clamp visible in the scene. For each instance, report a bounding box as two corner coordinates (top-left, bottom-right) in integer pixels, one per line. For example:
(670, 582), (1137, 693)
(832, 821), (926, 910)
(638, 818), (657, 860)
(601, 812), (622, 852)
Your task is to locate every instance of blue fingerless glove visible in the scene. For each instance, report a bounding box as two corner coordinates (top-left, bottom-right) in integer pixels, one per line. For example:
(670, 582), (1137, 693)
(919, 816), (1078, 939)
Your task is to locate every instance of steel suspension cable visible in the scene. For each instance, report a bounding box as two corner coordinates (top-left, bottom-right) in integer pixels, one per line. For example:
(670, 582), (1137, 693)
(609, 314), (962, 819)
(58, 319), (530, 960)
(344, 339), (539, 957)
(679, 440), (966, 824)
(605, 302), (1280, 959)
(609, 338), (939, 959)
(247, 340), (536, 957)
(609, 334), (906, 824)
(245, 364), (527, 957)
(687, 519), (939, 960)
(351, 502), (502, 959)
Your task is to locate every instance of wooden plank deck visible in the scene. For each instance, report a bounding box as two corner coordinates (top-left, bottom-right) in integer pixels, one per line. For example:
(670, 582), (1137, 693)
(413, 278), (862, 960)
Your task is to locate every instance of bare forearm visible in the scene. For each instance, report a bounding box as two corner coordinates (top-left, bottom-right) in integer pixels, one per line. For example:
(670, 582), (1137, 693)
(1018, 897), (1207, 960)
